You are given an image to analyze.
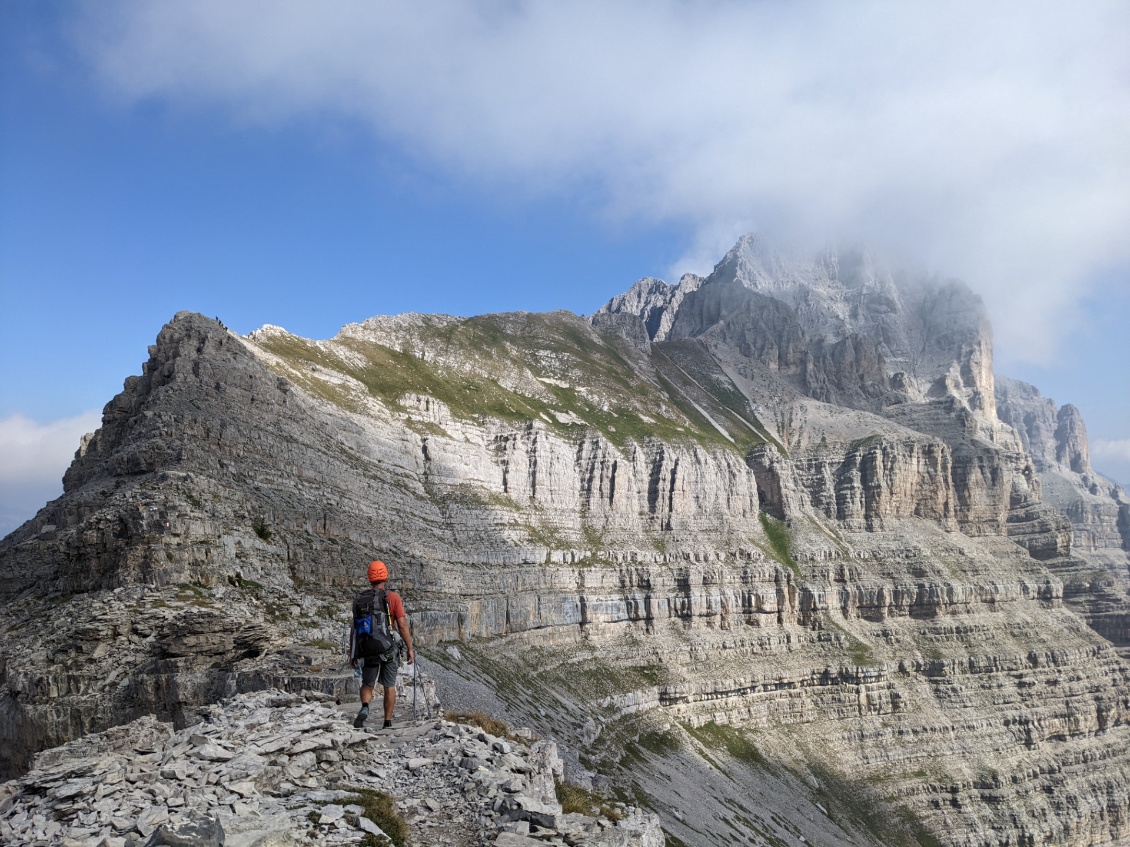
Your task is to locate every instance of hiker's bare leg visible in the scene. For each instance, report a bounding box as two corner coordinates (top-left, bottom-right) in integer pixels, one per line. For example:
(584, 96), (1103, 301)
(383, 685), (396, 722)
(360, 684), (374, 706)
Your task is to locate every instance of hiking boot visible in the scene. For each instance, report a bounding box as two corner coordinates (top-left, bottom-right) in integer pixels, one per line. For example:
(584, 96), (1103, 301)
(383, 719), (393, 729)
(353, 705), (370, 728)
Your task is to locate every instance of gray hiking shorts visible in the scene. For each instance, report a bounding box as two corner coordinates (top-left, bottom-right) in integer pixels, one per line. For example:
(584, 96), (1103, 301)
(359, 655), (397, 689)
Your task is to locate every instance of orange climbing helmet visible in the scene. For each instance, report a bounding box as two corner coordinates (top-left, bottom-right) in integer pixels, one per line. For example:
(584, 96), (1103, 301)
(367, 560), (388, 583)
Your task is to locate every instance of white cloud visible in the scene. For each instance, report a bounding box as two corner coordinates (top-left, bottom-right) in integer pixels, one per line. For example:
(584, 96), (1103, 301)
(0, 411), (102, 536)
(73, 1), (1130, 364)
(1092, 439), (1130, 488)
(1093, 440), (1130, 461)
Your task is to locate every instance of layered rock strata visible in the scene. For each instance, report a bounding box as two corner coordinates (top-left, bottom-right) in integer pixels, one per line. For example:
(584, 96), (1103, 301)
(996, 377), (1130, 556)
(996, 376), (1130, 650)
(3, 238), (1130, 846)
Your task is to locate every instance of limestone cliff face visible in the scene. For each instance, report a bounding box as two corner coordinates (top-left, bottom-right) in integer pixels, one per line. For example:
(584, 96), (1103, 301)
(3, 239), (1130, 847)
(769, 439), (956, 531)
(598, 236), (1005, 442)
(996, 377), (1129, 559)
(1055, 404), (1091, 473)
(995, 376), (1130, 659)
(596, 274), (704, 343)
(596, 239), (1065, 561)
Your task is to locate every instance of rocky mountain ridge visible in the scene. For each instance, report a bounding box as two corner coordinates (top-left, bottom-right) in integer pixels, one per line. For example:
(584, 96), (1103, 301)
(1, 686), (662, 847)
(3, 236), (1129, 846)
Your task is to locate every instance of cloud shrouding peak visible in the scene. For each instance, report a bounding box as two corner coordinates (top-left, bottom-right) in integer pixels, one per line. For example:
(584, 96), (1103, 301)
(76, 1), (1130, 364)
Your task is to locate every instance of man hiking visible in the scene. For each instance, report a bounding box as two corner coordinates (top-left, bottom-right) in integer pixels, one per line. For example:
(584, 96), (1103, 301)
(349, 560), (414, 729)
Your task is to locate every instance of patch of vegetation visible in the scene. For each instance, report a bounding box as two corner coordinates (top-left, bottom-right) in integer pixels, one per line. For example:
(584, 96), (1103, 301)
(847, 433), (885, 453)
(1094, 567), (1117, 586)
(582, 523), (606, 552)
(404, 418), (449, 439)
(626, 664), (668, 687)
(621, 727), (683, 768)
(570, 555), (604, 568)
(651, 370), (740, 451)
(174, 583), (216, 608)
(228, 573), (264, 591)
(263, 322), (555, 430)
(252, 335), (367, 412)
(443, 484), (515, 511)
(343, 787), (409, 847)
(579, 657), (672, 699)
(252, 517), (272, 541)
(683, 721), (767, 768)
(556, 782), (624, 821)
(444, 709), (527, 743)
(522, 520), (566, 551)
(1084, 568), (1115, 589)
(759, 513), (800, 578)
(184, 491), (203, 509)
(848, 640), (875, 666)
(256, 313), (779, 459)
(262, 599), (292, 622)
(808, 516), (851, 556)
(305, 638), (338, 651)
(823, 619), (878, 667)
(637, 728), (682, 756)
(807, 763), (943, 847)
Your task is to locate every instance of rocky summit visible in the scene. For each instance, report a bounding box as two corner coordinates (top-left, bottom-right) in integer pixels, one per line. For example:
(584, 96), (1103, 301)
(2, 236), (1129, 846)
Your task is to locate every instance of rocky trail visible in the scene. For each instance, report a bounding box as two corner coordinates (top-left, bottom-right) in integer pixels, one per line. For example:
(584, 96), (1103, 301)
(0, 684), (661, 847)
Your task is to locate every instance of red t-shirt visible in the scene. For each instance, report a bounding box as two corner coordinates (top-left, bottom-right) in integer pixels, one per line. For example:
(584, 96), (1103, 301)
(386, 591), (405, 622)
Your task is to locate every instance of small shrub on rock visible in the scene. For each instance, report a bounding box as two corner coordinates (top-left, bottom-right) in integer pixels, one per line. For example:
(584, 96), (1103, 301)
(445, 709), (519, 741)
(555, 781), (624, 821)
(343, 787), (408, 847)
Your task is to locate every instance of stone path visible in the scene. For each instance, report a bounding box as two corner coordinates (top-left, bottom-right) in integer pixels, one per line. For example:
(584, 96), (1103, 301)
(0, 685), (661, 847)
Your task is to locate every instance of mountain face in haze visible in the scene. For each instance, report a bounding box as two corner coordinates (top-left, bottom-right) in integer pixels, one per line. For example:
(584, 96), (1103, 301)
(2, 237), (1129, 847)
(598, 235), (1000, 429)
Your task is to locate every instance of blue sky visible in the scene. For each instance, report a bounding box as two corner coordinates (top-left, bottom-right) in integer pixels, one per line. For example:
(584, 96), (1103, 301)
(2, 2), (1128, 534)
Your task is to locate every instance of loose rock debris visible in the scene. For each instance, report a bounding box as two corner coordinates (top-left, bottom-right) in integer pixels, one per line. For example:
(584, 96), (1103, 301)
(0, 689), (662, 847)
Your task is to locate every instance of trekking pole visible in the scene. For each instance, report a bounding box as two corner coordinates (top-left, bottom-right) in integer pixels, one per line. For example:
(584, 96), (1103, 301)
(344, 621), (362, 700)
(408, 617), (418, 720)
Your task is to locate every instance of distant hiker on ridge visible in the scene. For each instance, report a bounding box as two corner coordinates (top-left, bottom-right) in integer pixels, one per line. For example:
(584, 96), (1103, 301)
(349, 560), (414, 729)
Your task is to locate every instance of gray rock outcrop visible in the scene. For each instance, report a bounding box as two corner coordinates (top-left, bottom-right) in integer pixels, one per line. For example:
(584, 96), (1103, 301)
(596, 236), (1004, 434)
(995, 375), (1130, 649)
(3, 236), (1130, 847)
(0, 687), (659, 847)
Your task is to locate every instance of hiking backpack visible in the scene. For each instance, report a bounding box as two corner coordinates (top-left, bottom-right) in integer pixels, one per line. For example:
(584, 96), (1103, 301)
(352, 588), (396, 658)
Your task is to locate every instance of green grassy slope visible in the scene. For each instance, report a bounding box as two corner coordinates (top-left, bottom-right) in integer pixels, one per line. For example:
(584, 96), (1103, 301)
(254, 311), (773, 455)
